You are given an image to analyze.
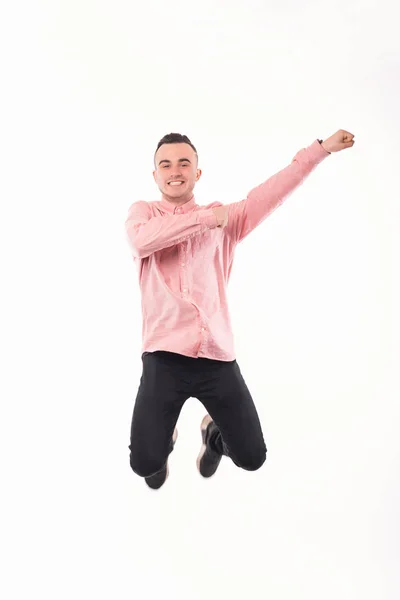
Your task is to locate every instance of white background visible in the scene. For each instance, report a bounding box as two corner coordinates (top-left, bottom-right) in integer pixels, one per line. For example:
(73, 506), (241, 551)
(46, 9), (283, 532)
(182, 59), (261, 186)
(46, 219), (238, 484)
(1, 1), (399, 599)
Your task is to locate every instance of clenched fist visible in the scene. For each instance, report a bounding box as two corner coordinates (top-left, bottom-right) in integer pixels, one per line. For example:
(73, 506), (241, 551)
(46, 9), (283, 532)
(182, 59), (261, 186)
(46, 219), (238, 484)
(321, 130), (355, 153)
(212, 205), (229, 228)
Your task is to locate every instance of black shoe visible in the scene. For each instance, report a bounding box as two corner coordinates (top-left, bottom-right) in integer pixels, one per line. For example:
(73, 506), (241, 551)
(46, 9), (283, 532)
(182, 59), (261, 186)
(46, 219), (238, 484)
(197, 415), (222, 478)
(145, 428), (178, 490)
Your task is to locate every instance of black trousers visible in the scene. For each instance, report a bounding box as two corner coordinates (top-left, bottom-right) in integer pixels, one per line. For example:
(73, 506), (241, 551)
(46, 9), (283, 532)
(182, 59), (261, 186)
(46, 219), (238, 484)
(129, 351), (267, 478)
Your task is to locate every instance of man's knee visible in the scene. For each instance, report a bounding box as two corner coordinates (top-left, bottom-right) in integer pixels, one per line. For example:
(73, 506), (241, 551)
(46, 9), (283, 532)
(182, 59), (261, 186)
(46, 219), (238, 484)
(237, 447), (267, 472)
(129, 448), (166, 478)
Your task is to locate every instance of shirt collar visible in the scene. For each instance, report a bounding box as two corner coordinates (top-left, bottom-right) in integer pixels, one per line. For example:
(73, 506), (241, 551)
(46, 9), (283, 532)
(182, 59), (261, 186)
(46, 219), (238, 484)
(159, 195), (197, 215)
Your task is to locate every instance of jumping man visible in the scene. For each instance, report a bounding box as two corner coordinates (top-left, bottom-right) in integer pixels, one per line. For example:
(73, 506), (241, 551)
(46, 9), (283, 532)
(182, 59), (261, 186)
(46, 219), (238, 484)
(125, 129), (355, 489)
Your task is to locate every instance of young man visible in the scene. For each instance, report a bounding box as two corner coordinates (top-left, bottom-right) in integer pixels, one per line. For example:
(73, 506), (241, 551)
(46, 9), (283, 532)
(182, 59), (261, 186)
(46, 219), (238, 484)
(125, 129), (355, 489)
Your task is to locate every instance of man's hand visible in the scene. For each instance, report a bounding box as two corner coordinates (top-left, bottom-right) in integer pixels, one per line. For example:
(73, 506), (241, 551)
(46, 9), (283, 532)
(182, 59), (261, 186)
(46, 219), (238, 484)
(212, 205), (229, 228)
(322, 129), (355, 153)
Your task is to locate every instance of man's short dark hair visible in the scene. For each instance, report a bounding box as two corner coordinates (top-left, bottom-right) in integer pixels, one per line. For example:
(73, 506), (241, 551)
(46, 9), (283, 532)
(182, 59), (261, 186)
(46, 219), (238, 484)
(154, 133), (198, 166)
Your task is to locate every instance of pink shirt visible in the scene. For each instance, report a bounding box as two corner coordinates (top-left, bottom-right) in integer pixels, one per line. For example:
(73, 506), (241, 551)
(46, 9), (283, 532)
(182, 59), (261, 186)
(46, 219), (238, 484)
(125, 139), (330, 361)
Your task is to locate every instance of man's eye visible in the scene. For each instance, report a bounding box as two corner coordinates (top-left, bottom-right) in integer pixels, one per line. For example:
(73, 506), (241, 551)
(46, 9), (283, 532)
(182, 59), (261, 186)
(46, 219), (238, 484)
(162, 164), (189, 168)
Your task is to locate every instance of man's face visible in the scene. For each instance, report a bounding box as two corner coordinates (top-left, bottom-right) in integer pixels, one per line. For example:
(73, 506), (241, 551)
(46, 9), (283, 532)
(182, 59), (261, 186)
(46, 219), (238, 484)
(153, 143), (202, 205)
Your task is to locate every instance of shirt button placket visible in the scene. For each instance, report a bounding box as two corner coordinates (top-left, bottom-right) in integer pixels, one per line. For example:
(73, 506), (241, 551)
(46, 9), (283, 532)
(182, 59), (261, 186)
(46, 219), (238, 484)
(199, 325), (207, 354)
(180, 244), (188, 296)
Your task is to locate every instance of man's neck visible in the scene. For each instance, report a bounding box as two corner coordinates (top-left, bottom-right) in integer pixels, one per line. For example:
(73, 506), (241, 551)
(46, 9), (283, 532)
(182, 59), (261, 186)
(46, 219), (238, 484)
(162, 193), (194, 207)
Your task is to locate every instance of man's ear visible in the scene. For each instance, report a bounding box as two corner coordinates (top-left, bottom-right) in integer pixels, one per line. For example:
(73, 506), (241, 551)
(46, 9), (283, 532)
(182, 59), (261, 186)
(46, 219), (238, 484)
(196, 169), (202, 181)
(153, 170), (157, 182)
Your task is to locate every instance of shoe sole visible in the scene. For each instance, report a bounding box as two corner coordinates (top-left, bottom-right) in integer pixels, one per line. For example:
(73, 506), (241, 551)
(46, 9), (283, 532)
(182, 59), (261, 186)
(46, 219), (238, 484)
(196, 414), (213, 475)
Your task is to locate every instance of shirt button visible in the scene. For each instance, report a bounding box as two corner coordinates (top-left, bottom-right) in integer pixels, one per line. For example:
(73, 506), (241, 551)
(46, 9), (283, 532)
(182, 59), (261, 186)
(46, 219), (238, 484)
(181, 263), (185, 267)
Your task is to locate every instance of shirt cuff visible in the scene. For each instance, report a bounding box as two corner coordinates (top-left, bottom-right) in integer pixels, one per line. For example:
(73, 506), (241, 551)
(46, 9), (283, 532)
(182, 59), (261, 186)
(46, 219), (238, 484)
(198, 208), (219, 229)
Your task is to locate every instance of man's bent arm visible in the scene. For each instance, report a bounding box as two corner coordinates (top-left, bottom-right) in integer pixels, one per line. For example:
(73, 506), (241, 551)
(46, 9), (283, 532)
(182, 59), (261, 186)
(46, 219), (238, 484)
(125, 201), (218, 259)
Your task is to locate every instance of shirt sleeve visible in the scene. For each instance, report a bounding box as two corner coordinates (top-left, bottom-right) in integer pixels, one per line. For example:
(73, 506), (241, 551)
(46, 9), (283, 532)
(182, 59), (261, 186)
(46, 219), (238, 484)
(125, 201), (219, 259)
(225, 139), (331, 244)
